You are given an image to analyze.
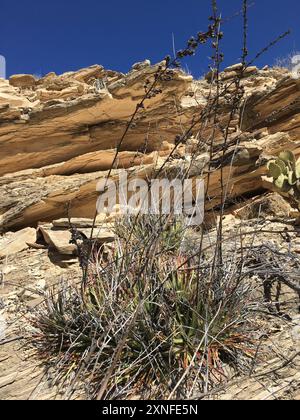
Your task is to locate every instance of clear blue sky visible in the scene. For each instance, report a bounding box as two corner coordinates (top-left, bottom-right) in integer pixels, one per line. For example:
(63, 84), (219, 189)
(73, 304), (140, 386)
(1, 0), (299, 78)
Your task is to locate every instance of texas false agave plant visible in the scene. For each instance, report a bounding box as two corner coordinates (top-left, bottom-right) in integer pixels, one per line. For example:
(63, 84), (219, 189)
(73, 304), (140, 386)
(268, 150), (300, 204)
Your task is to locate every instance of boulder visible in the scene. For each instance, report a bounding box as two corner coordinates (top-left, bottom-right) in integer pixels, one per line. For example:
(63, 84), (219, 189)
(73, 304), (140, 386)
(38, 226), (76, 255)
(0, 228), (36, 258)
(224, 63), (244, 72)
(52, 217), (106, 228)
(233, 193), (293, 219)
(37, 224), (115, 255)
(9, 74), (36, 88)
(131, 59), (151, 71)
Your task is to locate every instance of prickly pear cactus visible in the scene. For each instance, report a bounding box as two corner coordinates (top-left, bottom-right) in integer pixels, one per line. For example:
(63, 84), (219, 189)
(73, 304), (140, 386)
(267, 150), (300, 202)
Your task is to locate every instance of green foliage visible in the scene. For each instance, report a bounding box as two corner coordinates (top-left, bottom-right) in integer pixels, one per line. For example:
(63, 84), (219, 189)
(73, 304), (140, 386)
(267, 150), (300, 201)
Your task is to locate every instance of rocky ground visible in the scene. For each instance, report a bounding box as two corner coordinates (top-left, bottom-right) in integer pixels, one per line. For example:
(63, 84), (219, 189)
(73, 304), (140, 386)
(0, 61), (299, 399)
(0, 212), (299, 400)
(0, 246), (79, 400)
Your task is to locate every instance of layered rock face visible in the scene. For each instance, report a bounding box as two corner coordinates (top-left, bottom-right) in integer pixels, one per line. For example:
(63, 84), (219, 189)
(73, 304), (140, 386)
(0, 61), (299, 232)
(0, 61), (300, 401)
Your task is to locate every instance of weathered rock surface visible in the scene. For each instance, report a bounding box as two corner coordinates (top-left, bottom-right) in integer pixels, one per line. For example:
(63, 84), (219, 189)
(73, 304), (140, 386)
(1, 215), (299, 400)
(233, 192), (293, 219)
(0, 244), (81, 400)
(9, 74), (37, 89)
(0, 61), (300, 231)
(37, 221), (114, 255)
(0, 228), (36, 257)
(0, 63), (298, 232)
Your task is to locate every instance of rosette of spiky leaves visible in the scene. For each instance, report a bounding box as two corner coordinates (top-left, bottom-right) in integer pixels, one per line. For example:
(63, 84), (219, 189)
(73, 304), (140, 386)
(31, 216), (256, 400)
(267, 150), (300, 201)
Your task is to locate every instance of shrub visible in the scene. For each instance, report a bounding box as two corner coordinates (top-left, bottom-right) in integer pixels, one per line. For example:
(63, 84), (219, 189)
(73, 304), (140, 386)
(31, 215), (256, 400)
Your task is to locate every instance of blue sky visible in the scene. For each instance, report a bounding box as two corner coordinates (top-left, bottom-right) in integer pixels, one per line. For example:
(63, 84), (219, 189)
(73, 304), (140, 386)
(1, 0), (299, 78)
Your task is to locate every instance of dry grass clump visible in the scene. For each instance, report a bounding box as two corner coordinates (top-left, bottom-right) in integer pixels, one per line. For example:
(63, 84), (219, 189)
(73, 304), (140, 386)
(31, 215), (257, 400)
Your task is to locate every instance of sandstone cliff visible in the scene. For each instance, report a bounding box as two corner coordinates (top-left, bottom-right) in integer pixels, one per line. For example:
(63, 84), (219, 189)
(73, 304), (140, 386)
(0, 62), (299, 232)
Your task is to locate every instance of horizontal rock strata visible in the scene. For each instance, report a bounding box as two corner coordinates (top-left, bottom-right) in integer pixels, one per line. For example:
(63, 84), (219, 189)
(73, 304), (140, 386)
(0, 62), (299, 232)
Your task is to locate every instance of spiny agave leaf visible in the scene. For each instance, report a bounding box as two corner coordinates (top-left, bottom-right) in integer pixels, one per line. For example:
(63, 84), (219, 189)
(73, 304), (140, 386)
(267, 162), (282, 179)
(279, 150), (295, 164)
